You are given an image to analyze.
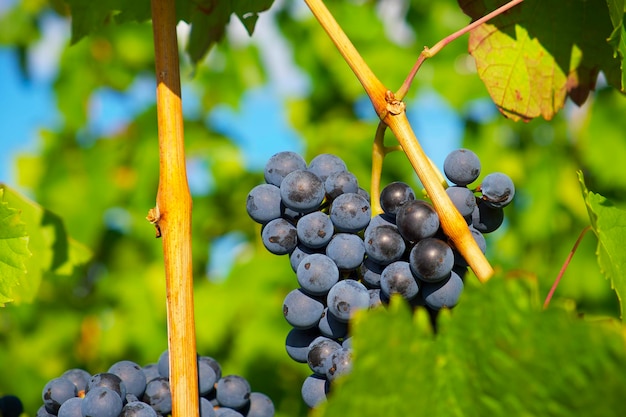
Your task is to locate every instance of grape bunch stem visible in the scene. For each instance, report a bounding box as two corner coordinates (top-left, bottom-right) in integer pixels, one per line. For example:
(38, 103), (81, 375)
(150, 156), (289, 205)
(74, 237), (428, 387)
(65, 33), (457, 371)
(150, 0), (200, 416)
(303, 0), (526, 282)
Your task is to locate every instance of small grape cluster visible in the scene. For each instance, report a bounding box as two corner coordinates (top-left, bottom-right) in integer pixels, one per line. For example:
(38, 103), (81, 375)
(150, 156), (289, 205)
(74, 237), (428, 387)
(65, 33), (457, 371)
(37, 350), (275, 417)
(246, 150), (514, 408)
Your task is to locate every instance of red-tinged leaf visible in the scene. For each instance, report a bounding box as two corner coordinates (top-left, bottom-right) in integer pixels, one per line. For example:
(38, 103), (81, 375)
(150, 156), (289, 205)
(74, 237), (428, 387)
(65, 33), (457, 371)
(459, 0), (624, 121)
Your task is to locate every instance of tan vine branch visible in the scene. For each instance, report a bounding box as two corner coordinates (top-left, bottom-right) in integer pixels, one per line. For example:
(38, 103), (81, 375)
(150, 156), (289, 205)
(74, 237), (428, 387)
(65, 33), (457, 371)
(150, 0), (199, 416)
(396, 0), (525, 100)
(304, 0), (494, 282)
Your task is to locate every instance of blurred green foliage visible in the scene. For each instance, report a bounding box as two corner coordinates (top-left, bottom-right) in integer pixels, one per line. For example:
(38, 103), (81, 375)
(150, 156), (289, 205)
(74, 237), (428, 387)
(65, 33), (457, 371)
(0, 0), (625, 416)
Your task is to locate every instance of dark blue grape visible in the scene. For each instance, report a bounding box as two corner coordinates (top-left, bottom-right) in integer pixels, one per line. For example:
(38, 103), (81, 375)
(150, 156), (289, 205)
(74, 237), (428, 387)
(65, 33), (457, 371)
(62, 369), (91, 393)
(285, 328), (321, 363)
(364, 225), (406, 265)
(307, 337), (341, 375)
(324, 170), (359, 199)
(443, 149), (481, 186)
(379, 181), (416, 218)
(289, 244), (321, 272)
(325, 233), (365, 270)
(81, 387), (123, 417)
(326, 279), (370, 322)
(216, 375), (251, 410)
(446, 186), (476, 217)
(42, 377), (77, 414)
(301, 374), (329, 408)
(142, 364), (160, 384)
(421, 270), (464, 309)
(57, 396), (82, 417)
(280, 170), (325, 213)
(283, 289), (325, 329)
(360, 257), (385, 288)
(324, 347), (353, 382)
(480, 172), (515, 208)
(380, 261), (420, 300)
(261, 218), (297, 255)
(143, 377), (171, 415)
(199, 397), (217, 417)
(368, 288), (383, 308)
(297, 254), (339, 296)
(329, 192), (371, 233)
(395, 200), (440, 242)
(0, 395), (23, 417)
(108, 360), (146, 398)
(121, 400), (158, 417)
(471, 199), (504, 233)
(264, 151), (307, 186)
(246, 184), (282, 224)
(318, 308), (348, 339)
(296, 211), (334, 249)
(157, 350), (170, 378)
(87, 373), (127, 401)
(307, 154), (347, 182)
(244, 392), (275, 417)
(198, 356), (219, 396)
(409, 238), (454, 282)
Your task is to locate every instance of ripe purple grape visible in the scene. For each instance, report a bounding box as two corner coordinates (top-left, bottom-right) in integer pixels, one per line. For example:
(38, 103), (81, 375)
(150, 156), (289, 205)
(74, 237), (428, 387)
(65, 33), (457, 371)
(443, 148), (481, 186)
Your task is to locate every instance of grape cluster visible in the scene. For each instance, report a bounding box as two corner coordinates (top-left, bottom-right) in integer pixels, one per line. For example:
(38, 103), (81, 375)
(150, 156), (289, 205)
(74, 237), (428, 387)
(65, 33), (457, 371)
(37, 350), (275, 417)
(247, 150), (514, 408)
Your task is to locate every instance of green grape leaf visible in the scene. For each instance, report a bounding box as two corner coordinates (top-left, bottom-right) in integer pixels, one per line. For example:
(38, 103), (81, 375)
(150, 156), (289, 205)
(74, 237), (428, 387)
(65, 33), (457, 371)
(459, 0), (624, 121)
(315, 277), (626, 417)
(579, 171), (626, 319)
(607, 0), (626, 90)
(0, 188), (30, 305)
(0, 184), (91, 304)
(62, 0), (274, 64)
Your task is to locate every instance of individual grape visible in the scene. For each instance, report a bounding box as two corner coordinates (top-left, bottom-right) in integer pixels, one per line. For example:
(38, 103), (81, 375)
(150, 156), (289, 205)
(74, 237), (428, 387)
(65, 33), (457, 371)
(329, 192), (371, 233)
(264, 151), (307, 186)
(289, 244), (321, 273)
(324, 170), (359, 199)
(199, 397), (217, 417)
(307, 337), (341, 375)
(296, 211), (334, 249)
(81, 387), (123, 417)
(364, 225), (406, 265)
(121, 401), (159, 417)
(142, 364), (160, 384)
(246, 184), (282, 224)
(409, 238), (454, 283)
(198, 356), (219, 396)
(480, 172), (515, 208)
(202, 356), (222, 381)
(395, 200), (440, 242)
(307, 153), (347, 182)
(62, 369), (91, 393)
(342, 337), (352, 349)
(318, 308), (348, 339)
(380, 261), (420, 300)
(244, 392), (275, 417)
(301, 375), (329, 408)
(57, 396), (82, 417)
(326, 279), (370, 322)
(87, 373), (127, 400)
(379, 181), (416, 218)
(297, 254), (340, 296)
(421, 270), (464, 309)
(261, 218), (297, 255)
(280, 170), (325, 213)
(443, 149), (481, 186)
(357, 187), (371, 203)
(445, 186), (476, 217)
(325, 233), (365, 270)
(143, 377), (172, 415)
(37, 405), (56, 417)
(42, 377), (77, 414)
(368, 288), (383, 308)
(108, 360), (147, 398)
(283, 288), (325, 329)
(216, 375), (251, 410)
(285, 328), (321, 363)
(0, 395), (23, 417)
(471, 199), (504, 233)
(324, 347), (353, 382)
(360, 257), (385, 288)
(215, 408), (244, 417)
(157, 350), (170, 377)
